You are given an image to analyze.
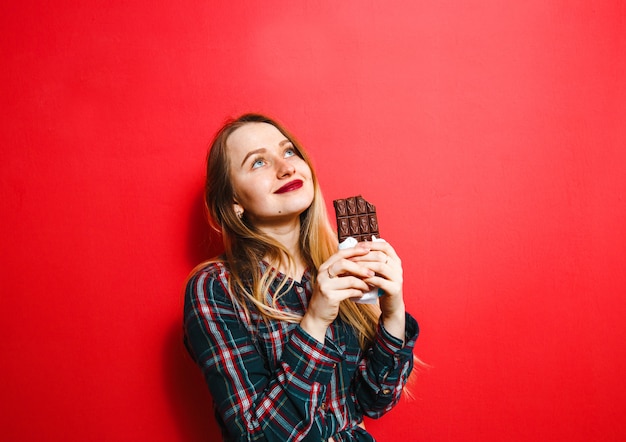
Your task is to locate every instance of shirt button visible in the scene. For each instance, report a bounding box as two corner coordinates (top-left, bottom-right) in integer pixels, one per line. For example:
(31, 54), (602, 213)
(381, 388), (392, 395)
(320, 402), (327, 411)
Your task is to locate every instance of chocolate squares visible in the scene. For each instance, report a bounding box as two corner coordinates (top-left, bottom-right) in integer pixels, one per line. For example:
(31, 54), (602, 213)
(333, 195), (379, 243)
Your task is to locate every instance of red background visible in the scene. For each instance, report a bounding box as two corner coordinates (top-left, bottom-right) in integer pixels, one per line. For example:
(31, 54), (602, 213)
(2, 1), (625, 441)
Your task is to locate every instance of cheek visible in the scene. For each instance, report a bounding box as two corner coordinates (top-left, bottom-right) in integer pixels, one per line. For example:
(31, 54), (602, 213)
(235, 185), (259, 206)
(232, 176), (269, 205)
(230, 175), (252, 203)
(298, 161), (313, 179)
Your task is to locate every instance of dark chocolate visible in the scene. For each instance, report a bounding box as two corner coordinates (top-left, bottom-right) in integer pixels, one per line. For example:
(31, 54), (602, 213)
(333, 195), (379, 243)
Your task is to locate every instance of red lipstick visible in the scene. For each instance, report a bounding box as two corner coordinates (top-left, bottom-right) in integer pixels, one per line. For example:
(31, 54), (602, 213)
(275, 179), (303, 194)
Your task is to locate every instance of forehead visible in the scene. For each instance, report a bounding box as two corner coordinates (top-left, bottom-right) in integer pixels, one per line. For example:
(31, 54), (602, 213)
(226, 122), (288, 155)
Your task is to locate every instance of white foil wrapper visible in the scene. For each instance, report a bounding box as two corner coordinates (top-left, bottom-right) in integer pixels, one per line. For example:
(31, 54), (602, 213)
(338, 236), (385, 304)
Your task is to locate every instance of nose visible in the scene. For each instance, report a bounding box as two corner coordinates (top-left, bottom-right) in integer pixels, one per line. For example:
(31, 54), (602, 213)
(276, 158), (296, 178)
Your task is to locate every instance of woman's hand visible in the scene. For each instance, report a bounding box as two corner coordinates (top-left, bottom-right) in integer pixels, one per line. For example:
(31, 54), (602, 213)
(350, 239), (406, 343)
(300, 243), (375, 342)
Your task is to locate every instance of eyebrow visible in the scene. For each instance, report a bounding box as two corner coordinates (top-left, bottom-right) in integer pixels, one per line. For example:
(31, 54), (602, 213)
(240, 139), (292, 167)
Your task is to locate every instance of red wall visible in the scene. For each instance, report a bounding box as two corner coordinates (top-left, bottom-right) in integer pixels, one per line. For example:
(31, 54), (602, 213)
(2, 1), (625, 441)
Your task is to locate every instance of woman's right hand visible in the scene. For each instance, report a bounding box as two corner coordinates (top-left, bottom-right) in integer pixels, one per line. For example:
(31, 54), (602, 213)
(300, 243), (375, 343)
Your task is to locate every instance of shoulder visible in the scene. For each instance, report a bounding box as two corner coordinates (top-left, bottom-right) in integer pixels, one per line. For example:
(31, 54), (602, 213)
(190, 260), (229, 280)
(185, 260), (231, 304)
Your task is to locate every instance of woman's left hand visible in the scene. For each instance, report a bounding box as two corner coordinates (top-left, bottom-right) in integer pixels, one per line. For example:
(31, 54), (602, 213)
(350, 239), (406, 342)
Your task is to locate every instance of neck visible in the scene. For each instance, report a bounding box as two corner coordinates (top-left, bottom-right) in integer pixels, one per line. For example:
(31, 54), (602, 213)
(258, 217), (307, 281)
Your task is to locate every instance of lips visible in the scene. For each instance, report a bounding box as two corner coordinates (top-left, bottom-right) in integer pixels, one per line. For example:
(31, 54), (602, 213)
(275, 179), (303, 194)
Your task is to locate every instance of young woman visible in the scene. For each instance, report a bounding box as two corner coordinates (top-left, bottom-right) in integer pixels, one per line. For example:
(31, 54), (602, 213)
(184, 113), (420, 441)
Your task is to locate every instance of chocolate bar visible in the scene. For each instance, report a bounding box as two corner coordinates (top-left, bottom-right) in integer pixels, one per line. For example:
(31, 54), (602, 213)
(333, 195), (379, 243)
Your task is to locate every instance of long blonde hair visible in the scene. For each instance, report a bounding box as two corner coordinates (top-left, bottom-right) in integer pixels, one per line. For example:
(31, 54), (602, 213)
(194, 113), (380, 349)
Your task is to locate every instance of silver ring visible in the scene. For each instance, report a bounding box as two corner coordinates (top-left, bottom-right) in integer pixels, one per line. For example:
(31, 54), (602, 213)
(327, 267), (336, 279)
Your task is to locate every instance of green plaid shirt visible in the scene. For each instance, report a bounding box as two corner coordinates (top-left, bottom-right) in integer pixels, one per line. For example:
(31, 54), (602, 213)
(184, 260), (418, 441)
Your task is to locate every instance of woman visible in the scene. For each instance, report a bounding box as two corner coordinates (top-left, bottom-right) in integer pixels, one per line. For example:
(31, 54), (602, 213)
(184, 113), (420, 441)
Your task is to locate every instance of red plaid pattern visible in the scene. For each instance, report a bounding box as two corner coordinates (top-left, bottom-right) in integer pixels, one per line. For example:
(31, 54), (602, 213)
(184, 261), (418, 441)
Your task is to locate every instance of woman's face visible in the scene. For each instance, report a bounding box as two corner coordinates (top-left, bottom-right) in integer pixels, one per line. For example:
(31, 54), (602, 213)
(226, 122), (314, 230)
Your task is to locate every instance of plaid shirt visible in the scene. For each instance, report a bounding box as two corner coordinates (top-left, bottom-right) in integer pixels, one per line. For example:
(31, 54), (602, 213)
(184, 261), (419, 442)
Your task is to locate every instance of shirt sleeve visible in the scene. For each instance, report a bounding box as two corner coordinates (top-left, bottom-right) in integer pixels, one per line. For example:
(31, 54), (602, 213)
(183, 270), (342, 442)
(353, 312), (419, 418)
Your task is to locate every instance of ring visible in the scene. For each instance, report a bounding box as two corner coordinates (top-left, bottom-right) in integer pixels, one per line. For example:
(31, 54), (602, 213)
(327, 267), (336, 279)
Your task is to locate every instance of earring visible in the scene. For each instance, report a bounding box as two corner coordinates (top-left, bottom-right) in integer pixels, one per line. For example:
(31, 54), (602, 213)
(236, 210), (243, 219)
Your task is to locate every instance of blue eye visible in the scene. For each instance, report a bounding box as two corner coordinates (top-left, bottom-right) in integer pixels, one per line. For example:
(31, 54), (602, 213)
(251, 158), (265, 169)
(284, 148), (296, 158)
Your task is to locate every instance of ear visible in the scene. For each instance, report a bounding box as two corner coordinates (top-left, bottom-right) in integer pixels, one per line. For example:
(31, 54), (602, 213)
(233, 201), (244, 219)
